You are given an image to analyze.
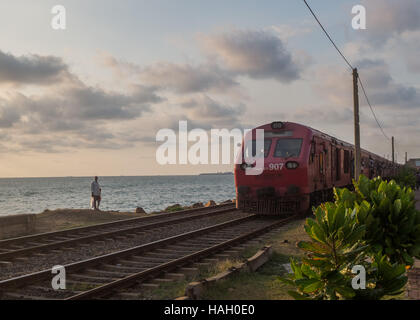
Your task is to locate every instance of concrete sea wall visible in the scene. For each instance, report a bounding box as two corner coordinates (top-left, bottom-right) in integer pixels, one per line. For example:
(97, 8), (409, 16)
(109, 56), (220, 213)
(0, 214), (36, 239)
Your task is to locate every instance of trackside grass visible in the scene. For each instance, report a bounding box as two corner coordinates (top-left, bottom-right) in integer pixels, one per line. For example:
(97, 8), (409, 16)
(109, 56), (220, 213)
(201, 219), (308, 300)
(136, 218), (309, 300)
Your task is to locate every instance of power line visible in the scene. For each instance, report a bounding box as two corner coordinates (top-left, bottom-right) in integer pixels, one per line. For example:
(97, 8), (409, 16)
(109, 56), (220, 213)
(302, 0), (392, 143)
(358, 76), (390, 141)
(302, 0), (353, 70)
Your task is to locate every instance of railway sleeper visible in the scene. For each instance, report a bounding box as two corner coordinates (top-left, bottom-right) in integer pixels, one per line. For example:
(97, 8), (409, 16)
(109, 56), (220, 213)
(186, 239), (223, 245)
(193, 262), (211, 268)
(202, 258), (219, 264)
(100, 263), (145, 272)
(115, 292), (142, 299)
(13, 257), (29, 262)
(27, 285), (72, 293)
(52, 237), (75, 242)
(164, 273), (185, 281)
(7, 245), (25, 250)
(68, 274), (120, 283)
(167, 244), (209, 250)
(212, 254), (231, 260)
(155, 248), (196, 255)
(85, 268), (132, 278)
(25, 242), (45, 247)
(32, 252), (49, 257)
(144, 252), (186, 259)
(139, 283), (160, 289)
(129, 255), (172, 263)
(66, 279), (104, 288)
(151, 278), (175, 285)
(200, 236), (238, 242)
(178, 267), (199, 276)
(144, 253), (186, 262)
(1, 292), (55, 300)
(114, 236), (128, 241)
(220, 250), (240, 256)
(117, 258), (164, 267)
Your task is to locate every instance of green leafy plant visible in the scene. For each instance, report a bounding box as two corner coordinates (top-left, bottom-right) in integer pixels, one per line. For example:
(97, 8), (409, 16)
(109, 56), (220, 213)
(281, 202), (407, 300)
(336, 175), (420, 266)
(395, 166), (417, 189)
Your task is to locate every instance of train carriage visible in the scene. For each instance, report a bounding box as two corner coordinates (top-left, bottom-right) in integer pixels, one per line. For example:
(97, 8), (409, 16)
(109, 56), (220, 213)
(234, 121), (397, 215)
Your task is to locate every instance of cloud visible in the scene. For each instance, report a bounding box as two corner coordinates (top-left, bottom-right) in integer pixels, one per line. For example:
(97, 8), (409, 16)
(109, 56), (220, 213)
(100, 52), (239, 94)
(200, 29), (301, 82)
(385, 30), (420, 73)
(0, 80), (163, 152)
(140, 63), (238, 94)
(290, 107), (354, 125)
(361, 0), (420, 45)
(179, 95), (246, 128)
(3, 83), (161, 129)
(0, 99), (20, 128)
(270, 24), (313, 40)
(355, 59), (418, 107)
(100, 27), (305, 94)
(313, 59), (418, 109)
(0, 49), (70, 85)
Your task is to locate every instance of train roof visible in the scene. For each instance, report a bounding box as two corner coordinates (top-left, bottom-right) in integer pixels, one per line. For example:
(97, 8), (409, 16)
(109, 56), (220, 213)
(255, 121), (394, 164)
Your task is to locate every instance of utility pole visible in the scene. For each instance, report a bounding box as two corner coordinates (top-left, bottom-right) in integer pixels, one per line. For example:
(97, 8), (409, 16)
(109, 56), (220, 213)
(353, 68), (361, 181)
(392, 136), (395, 164)
(405, 152), (408, 164)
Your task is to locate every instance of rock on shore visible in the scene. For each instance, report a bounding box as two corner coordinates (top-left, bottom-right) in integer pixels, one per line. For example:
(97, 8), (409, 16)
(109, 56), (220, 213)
(135, 207), (146, 214)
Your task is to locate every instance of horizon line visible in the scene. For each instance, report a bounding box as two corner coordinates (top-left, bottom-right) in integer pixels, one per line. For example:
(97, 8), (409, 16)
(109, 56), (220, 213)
(0, 172), (234, 179)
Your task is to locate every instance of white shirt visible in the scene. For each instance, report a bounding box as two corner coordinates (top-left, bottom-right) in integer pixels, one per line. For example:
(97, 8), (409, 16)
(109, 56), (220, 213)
(91, 181), (101, 196)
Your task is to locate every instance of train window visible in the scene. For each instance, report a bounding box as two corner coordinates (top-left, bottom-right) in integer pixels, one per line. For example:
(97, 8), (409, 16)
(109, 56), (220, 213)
(273, 139), (303, 158)
(319, 152), (324, 174)
(325, 150), (329, 168)
(244, 139), (272, 158)
(309, 141), (315, 163)
(344, 150), (350, 173)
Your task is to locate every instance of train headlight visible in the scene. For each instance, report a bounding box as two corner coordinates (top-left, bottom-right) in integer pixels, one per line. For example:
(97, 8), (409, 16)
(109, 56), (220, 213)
(240, 163), (256, 170)
(271, 121), (284, 129)
(286, 161), (299, 169)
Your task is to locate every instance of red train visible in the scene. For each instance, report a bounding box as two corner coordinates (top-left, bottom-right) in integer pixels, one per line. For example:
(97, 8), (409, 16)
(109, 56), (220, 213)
(234, 121), (398, 215)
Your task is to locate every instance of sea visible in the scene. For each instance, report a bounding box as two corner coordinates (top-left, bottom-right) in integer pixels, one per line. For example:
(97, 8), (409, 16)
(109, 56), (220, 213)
(0, 175), (236, 216)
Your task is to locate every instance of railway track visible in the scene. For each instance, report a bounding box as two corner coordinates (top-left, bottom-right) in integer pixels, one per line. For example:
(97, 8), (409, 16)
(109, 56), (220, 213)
(0, 214), (296, 300)
(0, 203), (235, 263)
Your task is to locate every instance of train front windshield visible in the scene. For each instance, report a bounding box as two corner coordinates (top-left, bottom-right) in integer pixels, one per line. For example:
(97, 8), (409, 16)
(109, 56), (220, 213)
(273, 139), (303, 158)
(244, 139), (272, 158)
(243, 138), (303, 159)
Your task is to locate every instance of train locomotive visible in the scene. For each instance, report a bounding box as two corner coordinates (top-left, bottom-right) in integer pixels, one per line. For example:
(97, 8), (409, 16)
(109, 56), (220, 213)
(234, 121), (397, 215)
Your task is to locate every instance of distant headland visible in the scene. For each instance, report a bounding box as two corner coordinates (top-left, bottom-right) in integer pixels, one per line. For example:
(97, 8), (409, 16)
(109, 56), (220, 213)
(199, 172), (233, 176)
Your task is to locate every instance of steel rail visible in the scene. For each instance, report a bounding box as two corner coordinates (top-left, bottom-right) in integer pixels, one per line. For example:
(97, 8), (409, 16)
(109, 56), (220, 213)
(0, 205), (235, 261)
(68, 215), (297, 300)
(0, 214), (254, 292)
(0, 203), (234, 247)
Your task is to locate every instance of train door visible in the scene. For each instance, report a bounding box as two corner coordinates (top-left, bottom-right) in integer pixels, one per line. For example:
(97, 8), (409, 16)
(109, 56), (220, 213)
(319, 142), (327, 187)
(336, 148), (341, 181)
(313, 138), (326, 190)
(343, 150), (350, 182)
(324, 142), (332, 188)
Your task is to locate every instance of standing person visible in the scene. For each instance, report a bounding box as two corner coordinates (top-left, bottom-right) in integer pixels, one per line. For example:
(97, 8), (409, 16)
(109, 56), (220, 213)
(91, 176), (101, 211)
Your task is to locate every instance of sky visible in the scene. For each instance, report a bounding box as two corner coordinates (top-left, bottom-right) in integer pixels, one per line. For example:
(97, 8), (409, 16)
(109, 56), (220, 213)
(0, 0), (419, 177)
